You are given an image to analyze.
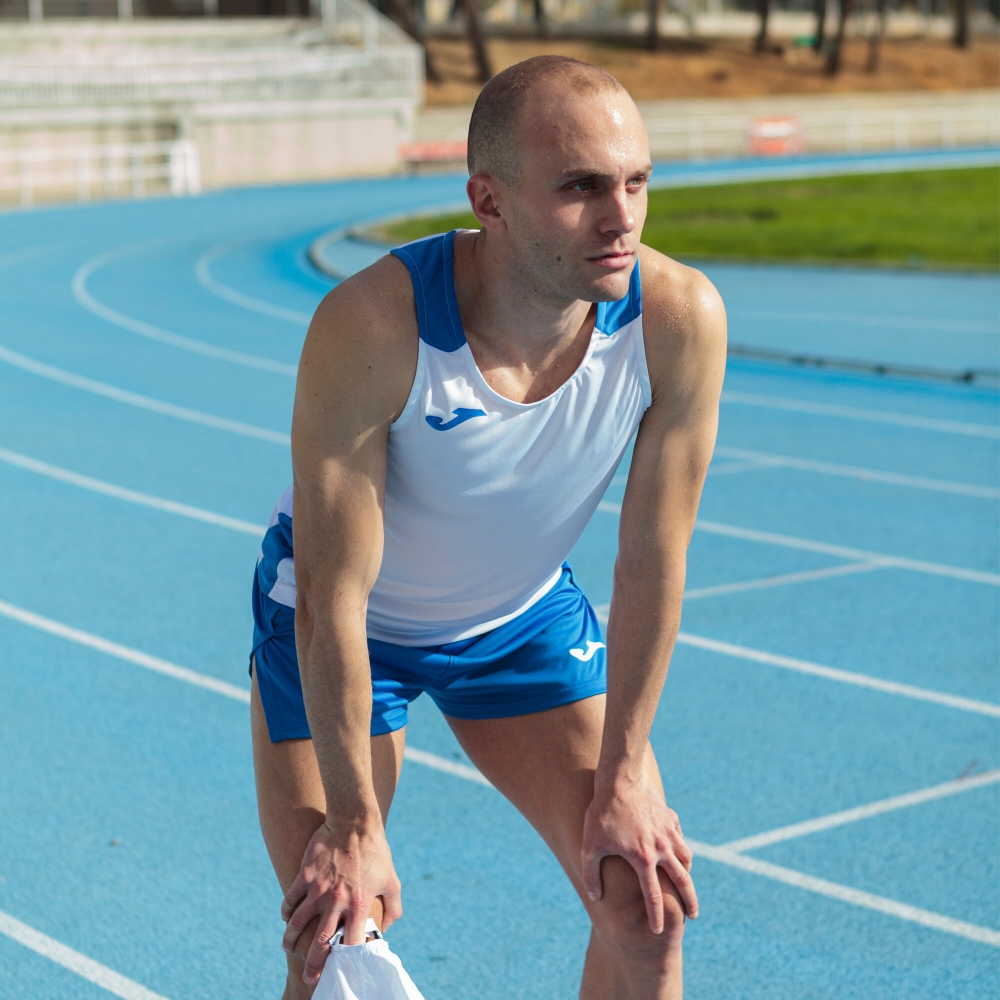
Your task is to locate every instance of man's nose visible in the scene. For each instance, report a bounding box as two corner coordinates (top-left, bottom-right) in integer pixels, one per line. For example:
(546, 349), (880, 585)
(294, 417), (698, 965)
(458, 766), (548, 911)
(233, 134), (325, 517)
(601, 187), (635, 235)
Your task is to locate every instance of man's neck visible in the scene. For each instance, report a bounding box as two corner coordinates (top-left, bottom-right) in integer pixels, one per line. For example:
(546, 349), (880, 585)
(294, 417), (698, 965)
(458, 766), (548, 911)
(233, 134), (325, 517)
(453, 230), (596, 405)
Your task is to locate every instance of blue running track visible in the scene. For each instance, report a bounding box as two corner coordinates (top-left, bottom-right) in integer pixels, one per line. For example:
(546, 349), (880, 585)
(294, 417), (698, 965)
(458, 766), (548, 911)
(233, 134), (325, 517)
(0, 162), (997, 1000)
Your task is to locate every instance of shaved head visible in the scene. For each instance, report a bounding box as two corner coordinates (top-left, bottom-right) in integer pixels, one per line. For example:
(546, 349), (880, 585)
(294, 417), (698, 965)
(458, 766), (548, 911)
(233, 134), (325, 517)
(467, 56), (627, 186)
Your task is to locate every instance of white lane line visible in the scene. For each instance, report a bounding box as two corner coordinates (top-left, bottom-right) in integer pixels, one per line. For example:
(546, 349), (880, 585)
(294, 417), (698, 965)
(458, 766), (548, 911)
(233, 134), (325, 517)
(594, 505), (1000, 587)
(0, 344), (290, 446)
(675, 631), (1000, 718)
(720, 390), (999, 439)
(721, 769), (1000, 854)
(0, 909), (172, 1000)
(714, 445), (1000, 499)
(694, 518), (1000, 587)
(0, 598), (251, 704)
(731, 305), (998, 337)
(72, 245), (298, 376)
(0, 446), (267, 538)
(402, 746), (494, 788)
(5, 598), (997, 951)
(589, 607), (997, 716)
(195, 242), (313, 326)
(682, 560), (885, 601)
(688, 840), (1000, 948)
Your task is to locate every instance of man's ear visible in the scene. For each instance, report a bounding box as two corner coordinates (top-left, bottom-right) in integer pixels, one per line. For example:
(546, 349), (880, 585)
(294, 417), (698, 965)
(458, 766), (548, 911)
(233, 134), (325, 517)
(466, 174), (510, 232)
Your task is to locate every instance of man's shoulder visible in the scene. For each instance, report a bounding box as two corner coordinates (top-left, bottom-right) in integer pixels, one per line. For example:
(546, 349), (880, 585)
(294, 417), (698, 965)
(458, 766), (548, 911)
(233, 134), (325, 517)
(636, 244), (727, 396)
(296, 253), (418, 425)
(637, 244), (725, 341)
(310, 253), (417, 355)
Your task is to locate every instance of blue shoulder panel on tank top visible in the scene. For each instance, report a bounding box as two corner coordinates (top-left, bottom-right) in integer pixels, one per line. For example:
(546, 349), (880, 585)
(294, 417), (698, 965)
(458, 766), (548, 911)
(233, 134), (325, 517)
(391, 231), (641, 347)
(595, 259), (642, 335)
(390, 231), (467, 353)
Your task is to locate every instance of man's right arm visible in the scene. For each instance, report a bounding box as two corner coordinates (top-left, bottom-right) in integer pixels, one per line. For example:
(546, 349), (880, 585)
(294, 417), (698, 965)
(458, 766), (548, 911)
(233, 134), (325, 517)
(278, 256), (418, 985)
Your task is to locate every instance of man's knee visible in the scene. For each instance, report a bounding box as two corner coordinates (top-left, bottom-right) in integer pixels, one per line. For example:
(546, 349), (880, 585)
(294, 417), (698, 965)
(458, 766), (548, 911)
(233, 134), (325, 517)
(590, 856), (686, 958)
(283, 915), (319, 1000)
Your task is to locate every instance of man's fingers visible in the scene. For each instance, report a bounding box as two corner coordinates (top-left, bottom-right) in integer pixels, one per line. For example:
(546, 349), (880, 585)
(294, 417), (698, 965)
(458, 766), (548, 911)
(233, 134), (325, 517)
(381, 887), (403, 929)
(281, 897), (319, 954)
(663, 854), (699, 920)
(580, 849), (605, 902)
(638, 863), (665, 935)
(341, 904), (372, 947)
(280, 874), (308, 923)
(674, 836), (694, 872)
(302, 909), (342, 986)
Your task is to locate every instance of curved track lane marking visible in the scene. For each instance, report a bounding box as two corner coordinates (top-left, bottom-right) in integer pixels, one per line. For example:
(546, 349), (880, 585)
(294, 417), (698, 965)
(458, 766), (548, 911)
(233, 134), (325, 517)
(713, 445), (1000, 499)
(72, 243), (297, 376)
(0, 344), (290, 445)
(0, 910), (171, 1000)
(675, 631), (1000, 718)
(721, 769), (1000, 853)
(721, 391), (1000, 438)
(0, 446), (266, 537)
(596, 504), (1000, 586)
(196, 241), (314, 325)
(687, 841), (1000, 949)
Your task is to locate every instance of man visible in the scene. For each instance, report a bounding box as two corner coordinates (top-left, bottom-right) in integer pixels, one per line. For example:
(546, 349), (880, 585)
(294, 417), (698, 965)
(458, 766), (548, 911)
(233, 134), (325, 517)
(250, 55), (726, 999)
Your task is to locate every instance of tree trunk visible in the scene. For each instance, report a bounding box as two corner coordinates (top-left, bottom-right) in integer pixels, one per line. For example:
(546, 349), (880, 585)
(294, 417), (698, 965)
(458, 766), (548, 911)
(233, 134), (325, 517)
(389, 0), (442, 83)
(826, 0), (852, 74)
(755, 0), (770, 51)
(646, 0), (661, 51)
(812, 0), (827, 52)
(533, 0), (547, 36)
(953, 0), (969, 47)
(866, 0), (886, 72)
(456, 0), (493, 82)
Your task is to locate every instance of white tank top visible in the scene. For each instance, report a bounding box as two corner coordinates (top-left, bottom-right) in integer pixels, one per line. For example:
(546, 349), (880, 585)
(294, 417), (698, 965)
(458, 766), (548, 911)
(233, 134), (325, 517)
(266, 231), (652, 646)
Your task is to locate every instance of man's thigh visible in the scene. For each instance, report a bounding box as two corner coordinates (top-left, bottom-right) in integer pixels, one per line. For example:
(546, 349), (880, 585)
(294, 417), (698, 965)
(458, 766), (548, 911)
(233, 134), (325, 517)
(444, 694), (666, 905)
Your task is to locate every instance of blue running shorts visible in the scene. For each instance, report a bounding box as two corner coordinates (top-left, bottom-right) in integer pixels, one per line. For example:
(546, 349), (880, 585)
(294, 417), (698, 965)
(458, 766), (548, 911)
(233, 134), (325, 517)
(250, 563), (607, 741)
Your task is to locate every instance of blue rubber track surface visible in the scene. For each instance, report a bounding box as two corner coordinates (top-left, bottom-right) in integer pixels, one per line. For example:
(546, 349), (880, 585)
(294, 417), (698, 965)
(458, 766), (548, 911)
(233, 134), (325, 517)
(1, 168), (998, 1000)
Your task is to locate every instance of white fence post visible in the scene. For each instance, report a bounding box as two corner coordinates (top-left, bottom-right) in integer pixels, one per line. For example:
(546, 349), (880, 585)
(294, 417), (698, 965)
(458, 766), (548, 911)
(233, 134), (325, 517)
(117, 0), (133, 18)
(130, 148), (144, 198)
(184, 140), (202, 195)
(102, 154), (115, 198)
(893, 114), (908, 151)
(18, 156), (33, 209)
(941, 109), (956, 148)
(75, 151), (91, 202)
(687, 120), (704, 161)
(846, 115), (860, 153)
(28, 0), (43, 20)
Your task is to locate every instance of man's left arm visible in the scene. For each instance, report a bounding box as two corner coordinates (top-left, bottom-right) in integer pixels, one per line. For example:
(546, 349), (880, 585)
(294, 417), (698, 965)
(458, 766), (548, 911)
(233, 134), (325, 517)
(581, 249), (727, 932)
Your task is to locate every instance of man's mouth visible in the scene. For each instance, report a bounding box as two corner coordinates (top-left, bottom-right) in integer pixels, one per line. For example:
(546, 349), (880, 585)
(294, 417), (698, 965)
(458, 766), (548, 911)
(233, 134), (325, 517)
(588, 250), (634, 269)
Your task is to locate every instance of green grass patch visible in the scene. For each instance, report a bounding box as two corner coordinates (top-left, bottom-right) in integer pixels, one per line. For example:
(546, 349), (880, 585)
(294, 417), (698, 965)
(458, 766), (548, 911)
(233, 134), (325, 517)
(373, 167), (999, 269)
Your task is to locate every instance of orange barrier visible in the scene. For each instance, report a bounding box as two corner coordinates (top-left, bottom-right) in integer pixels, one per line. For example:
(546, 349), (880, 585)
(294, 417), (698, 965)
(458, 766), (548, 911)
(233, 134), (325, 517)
(399, 140), (468, 164)
(745, 117), (806, 157)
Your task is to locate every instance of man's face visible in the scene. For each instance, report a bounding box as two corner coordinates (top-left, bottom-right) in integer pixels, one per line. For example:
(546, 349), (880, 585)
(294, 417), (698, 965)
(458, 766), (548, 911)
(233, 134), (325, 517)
(503, 82), (651, 305)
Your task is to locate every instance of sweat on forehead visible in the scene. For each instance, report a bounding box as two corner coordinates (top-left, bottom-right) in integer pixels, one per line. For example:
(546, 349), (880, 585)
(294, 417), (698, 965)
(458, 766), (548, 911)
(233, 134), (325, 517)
(466, 56), (627, 186)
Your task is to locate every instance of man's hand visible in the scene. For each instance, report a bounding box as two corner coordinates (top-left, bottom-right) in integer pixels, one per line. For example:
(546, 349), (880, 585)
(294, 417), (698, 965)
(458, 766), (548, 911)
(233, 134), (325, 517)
(580, 776), (697, 933)
(280, 818), (403, 986)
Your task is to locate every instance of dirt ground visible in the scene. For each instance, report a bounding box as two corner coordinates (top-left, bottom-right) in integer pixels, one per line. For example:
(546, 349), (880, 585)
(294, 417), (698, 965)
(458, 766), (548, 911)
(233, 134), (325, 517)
(423, 35), (999, 104)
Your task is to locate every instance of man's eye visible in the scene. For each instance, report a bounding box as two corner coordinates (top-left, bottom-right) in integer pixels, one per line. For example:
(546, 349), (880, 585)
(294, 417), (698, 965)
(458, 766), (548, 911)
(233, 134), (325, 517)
(570, 181), (594, 192)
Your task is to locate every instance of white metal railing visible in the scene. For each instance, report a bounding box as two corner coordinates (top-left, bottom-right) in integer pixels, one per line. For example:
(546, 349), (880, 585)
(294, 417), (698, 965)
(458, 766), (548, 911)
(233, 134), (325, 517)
(643, 101), (1000, 160)
(0, 139), (200, 209)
